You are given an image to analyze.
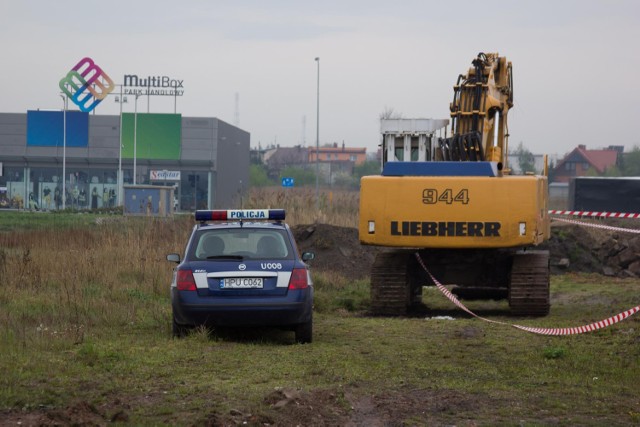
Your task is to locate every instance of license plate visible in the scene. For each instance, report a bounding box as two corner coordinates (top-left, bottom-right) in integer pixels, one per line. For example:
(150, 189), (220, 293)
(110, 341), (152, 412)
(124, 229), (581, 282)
(221, 277), (263, 289)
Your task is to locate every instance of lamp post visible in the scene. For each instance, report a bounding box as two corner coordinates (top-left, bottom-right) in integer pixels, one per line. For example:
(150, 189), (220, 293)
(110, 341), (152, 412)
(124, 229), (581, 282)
(59, 94), (67, 210)
(114, 86), (127, 205)
(134, 93), (141, 185)
(314, 57), (320, 212)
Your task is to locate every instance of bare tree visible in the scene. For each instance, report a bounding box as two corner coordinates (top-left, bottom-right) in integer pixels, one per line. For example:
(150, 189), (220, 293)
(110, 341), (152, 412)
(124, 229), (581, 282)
(379, 106), (403, 120)
(513, 141), (535, 174)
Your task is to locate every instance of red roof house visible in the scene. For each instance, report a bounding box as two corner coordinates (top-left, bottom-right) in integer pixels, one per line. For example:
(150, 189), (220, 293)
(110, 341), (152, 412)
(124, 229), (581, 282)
(552, 145), (621, 183)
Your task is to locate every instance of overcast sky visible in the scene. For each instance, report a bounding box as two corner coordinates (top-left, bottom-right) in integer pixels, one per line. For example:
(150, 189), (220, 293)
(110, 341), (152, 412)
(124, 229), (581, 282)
(1, 0), (639, 157)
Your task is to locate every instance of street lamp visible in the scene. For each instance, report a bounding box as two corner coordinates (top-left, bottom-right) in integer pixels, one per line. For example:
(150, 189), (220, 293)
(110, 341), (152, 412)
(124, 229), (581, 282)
(134, 93), (141, 185)
(114, 86), (128, 205)
(59, 94), (67, 210)
(315, 57), (320, 212)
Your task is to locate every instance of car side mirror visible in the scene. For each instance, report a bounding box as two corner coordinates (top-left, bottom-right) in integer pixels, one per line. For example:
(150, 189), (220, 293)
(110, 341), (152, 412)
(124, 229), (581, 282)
(302, 252), (315, 261)
(167, 253), (181, 263)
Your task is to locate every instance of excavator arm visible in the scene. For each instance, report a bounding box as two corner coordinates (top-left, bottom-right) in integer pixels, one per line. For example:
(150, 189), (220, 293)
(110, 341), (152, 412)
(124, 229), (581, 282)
(443, 52), (513, 167)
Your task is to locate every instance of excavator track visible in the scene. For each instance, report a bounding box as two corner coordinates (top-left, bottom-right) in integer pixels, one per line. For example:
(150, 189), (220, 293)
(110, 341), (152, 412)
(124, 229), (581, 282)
(508, 251), (550, 317)
(370, 251), (412, 315)
(370, 249), (550, 317)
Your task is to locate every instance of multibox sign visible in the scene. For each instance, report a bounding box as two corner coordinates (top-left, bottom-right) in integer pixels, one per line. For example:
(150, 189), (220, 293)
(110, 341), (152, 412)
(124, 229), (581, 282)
(150, 170), (181, 181)
(123, 74), (184, 96)
(59, 57), (115, 113)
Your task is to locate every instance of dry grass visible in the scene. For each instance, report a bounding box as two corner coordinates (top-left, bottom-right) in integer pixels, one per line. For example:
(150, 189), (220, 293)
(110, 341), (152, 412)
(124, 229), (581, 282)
(0, 216), (193, 348)
(243, 187), (359, 227)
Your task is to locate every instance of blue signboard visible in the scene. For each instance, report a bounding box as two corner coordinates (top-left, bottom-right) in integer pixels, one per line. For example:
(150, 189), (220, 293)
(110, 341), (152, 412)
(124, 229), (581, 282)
(281, 177), (294, 187)
(27, 110), (89, 147)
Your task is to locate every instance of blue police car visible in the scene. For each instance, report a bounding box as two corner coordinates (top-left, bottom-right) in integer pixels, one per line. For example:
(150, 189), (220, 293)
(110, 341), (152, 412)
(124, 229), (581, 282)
(167, 209), (315, 343)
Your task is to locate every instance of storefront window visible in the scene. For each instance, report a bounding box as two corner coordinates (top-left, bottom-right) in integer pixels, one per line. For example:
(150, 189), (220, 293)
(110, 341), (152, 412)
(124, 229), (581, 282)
(0, 167), (26, 209)
(8, 167), (122, 211)
(27, 167), (61, 210)
(1, 165), (212, 212)
(84, 169), (117, 209)
(180, 172), (208, 211)
(123, 169), (133, 185)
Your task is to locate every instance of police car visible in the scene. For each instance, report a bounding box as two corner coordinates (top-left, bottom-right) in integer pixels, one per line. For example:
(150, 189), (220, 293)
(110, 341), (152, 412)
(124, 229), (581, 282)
(166, 209), (315, 343)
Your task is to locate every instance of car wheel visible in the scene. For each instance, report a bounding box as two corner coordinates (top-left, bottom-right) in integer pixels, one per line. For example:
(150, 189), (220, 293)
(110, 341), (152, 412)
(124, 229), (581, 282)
(294, 319), (313, 344)
(172, 317), (190, 338)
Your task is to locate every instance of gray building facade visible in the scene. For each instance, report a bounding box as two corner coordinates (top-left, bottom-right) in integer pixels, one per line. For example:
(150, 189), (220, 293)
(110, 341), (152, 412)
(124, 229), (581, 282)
(0, 112), (249, 211)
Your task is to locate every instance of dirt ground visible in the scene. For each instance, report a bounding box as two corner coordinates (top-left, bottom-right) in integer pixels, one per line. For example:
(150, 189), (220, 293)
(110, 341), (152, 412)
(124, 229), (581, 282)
(0, 385), (533, 426)
(292, 219), (640, 280)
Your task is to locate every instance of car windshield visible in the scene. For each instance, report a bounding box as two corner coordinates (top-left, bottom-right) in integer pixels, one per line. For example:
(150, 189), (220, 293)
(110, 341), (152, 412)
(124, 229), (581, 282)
(189, 228), (294, 261)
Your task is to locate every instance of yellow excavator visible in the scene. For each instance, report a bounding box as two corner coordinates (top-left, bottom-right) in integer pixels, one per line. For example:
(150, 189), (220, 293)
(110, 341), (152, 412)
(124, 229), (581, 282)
(359, 52), (550, 316)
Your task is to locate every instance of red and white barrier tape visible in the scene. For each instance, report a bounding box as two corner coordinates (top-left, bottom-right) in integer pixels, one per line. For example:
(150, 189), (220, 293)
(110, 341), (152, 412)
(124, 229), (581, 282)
(415, 253), (640, 336)
(548, 210), (640, 219)
(551, 217), (640, 234)
(512, 307), (640, 335)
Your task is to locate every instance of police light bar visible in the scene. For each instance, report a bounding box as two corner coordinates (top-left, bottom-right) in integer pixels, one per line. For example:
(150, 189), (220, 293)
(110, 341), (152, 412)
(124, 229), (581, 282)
(195, 209), (286, 222)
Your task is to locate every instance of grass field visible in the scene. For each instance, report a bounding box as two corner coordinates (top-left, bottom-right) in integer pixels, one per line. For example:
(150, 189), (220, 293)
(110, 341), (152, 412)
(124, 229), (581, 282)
(0, 209), (639, 425)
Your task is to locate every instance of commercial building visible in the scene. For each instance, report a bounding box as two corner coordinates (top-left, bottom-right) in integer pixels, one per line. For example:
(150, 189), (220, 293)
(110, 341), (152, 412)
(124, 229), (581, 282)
(0, 111), (249, 211)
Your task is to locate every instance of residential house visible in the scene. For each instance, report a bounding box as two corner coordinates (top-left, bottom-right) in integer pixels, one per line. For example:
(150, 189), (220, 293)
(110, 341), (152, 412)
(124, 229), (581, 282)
(308, 143), (367, 165)
(262, 146), (309, 179)
(552, 145), (621, 183)
(307, 143), (367, 184)
(262, 143), (368, 185)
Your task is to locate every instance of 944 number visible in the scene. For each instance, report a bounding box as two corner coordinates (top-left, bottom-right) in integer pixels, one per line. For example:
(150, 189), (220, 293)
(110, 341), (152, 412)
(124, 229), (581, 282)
(422, 188), (469, 205)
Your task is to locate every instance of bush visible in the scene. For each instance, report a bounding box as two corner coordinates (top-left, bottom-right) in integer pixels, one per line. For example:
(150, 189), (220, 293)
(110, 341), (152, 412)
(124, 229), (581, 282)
(249, 164), (274, 187)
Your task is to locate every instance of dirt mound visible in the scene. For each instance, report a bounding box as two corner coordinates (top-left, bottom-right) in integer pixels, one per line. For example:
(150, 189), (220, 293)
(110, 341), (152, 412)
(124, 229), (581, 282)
(292, 224), (381, 280)
(294, 221), (640, 279)
(542, 220), (640, 277)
